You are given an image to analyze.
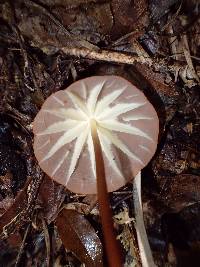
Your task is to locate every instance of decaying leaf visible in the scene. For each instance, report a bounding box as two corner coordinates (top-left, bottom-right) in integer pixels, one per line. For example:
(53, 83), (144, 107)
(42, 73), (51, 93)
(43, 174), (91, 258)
(38, 176), (66, 224)
(56, 209), (103, 267)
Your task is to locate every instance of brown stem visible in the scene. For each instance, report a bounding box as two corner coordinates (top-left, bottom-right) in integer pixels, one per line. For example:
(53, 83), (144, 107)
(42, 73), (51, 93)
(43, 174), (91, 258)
(91, 120), (123, 267)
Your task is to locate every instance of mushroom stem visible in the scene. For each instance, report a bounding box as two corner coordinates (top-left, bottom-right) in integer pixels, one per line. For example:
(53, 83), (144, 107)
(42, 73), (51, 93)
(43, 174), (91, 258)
(133, 172), (156, 267)
(91, 119), (123, 267)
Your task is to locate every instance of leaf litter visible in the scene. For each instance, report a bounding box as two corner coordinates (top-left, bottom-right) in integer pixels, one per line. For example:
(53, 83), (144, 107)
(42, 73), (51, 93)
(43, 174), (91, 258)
(0, 0), (200, 266)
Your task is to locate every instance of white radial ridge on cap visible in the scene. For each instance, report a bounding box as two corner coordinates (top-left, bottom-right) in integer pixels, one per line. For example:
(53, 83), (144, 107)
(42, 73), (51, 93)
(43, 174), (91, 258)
(37, 120), (79, 136)
(37, 139), (50, 150)
(81, 80), (87, 99)
(43, 108), (87, 120)
(139, 145), (151, 153)
(94, 87), (126, 116)
(123, 115), (154, 121)
(97, 126), (144, 165)
(52, 150), (69, 176)
(66, 91), (89, 117)
(96, 102), (146, 120)
(36, 78), (156, 185)
(40, 122), (87, 163)
(52, 95), (64, 106)
(87, 81), (105, 114)
(67, 126), (89, 182)
(98, 120), (153, 141)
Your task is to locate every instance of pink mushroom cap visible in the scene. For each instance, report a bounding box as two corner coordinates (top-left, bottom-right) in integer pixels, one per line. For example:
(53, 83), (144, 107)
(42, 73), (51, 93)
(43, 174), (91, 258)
(33, 76), (159, 194)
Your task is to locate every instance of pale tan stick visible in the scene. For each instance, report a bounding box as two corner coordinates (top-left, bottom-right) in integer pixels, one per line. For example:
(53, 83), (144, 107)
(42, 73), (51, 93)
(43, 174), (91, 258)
(61, 46), (185, 74)
(133, 172), (156, 267)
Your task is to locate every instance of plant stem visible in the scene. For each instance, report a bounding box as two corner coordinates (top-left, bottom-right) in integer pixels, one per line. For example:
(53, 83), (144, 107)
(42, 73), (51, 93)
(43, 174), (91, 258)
(91, 120), (123, 267)
(133, 172), (156, 267)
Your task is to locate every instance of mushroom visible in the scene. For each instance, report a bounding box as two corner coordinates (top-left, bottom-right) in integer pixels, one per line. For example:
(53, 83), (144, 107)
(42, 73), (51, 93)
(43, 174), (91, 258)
(33, 76), (159, 266)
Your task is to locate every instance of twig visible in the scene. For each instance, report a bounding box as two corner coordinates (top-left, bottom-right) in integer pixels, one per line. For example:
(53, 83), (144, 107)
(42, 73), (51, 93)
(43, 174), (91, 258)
(62, 46), (153, 65)
(61, 46), (185, 74)
(15, 223), (31, 267)
(62, 46), (200, 84)
(161, 1), (183, 32)
(109, 30), (139, 47)
(133, 172), (156, 267)
(181, 31), (200, 83)
(159, 12), (200, 37)
(42, 218), (51, 267)
(6, 1), (41, 92)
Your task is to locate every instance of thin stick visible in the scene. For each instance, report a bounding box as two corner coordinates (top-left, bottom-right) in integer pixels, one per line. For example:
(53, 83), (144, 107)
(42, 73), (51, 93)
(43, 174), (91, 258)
(15, 223), (31, 267)
(133, 172), (156, 267)
(42, 218), (51, 267)
(61, 46), (185, 73)
(62, 46), (153, 66)
(91, 120), (123, 267)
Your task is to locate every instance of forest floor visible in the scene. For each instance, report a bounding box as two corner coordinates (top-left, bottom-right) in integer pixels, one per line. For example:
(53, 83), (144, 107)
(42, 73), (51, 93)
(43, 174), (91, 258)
(0, 0), (200, 266)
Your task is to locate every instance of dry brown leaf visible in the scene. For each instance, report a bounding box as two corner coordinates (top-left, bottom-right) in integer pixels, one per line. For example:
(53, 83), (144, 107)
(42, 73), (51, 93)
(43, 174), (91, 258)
(56, 209), (103, 267)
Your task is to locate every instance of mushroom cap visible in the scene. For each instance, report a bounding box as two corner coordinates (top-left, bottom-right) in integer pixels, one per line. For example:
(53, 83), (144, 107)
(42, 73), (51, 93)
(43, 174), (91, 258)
(33, 76), (159, 194)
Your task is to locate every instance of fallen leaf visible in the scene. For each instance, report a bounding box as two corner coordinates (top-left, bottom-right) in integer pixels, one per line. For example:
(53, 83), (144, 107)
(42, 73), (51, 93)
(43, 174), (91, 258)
(38, 176), (66, 223)
(56, 209), (103, 267)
